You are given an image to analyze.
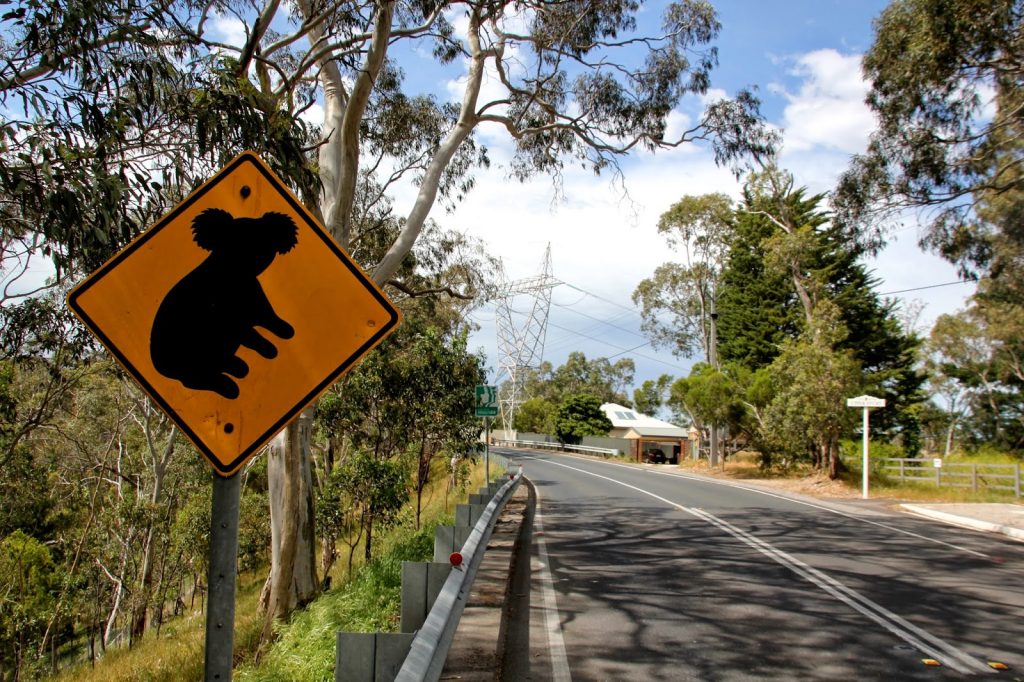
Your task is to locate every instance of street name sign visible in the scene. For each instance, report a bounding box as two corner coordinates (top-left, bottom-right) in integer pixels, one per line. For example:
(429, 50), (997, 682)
(846, 394), (886, 499)
(68, 151), (401, 476)
(475, 385), (498, 417)
(846, 395), (886, 408)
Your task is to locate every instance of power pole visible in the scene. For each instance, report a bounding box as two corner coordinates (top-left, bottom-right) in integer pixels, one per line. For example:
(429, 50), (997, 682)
(709, 309), (719, 468)
(494, 245), (556, 435)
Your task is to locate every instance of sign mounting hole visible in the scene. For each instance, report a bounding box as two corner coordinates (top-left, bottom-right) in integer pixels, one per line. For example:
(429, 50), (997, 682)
(224, 423), (234, 434)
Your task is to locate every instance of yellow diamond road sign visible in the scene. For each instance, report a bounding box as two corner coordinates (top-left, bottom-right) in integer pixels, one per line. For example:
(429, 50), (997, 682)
(68, 151), (401, 476)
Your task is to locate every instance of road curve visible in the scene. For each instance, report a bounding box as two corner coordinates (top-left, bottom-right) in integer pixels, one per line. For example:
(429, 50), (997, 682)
(499, 448), (1024, 681)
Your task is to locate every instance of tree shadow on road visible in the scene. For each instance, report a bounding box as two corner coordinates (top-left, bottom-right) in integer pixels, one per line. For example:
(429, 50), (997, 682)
(526, 481), (1022, 681)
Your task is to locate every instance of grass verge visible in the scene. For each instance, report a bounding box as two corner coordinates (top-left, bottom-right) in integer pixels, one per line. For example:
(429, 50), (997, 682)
(237, 459), (493, 681)
(51, 458), (494, 681)
(50, 571), (265, 682)
(672, 451), (1021, 504)
(233, 520), (438, 682)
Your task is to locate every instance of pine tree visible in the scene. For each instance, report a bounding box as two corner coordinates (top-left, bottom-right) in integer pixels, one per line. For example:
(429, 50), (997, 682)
(719, 185), (925, 452)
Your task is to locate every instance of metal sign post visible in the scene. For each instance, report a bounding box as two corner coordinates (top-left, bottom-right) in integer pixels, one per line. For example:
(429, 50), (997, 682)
(847, 395), (886, 499)
(475, 385), (498, 483)
(204, 473), (241, 680)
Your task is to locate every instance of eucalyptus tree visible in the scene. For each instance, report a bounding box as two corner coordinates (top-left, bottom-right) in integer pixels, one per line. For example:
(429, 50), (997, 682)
(402, 327), (485, 529)
(633, 374), (673, 417)
(512, 396), (556, 434)
(925, 312), (990, 455)
(220, 0), (775, 630)
(639, 168), (924, 467)
(633, 193), (733, 361)
(834, 0), (1023, 275)
(521, 352), (635, 407)
(762, 302), (861, 478)
(834, 0), (1024, 452)
(3, 0), (777, 634)
(927, 307), (1024, 453)
(634, 165), (838, 365)
(667, 363), (739, 442)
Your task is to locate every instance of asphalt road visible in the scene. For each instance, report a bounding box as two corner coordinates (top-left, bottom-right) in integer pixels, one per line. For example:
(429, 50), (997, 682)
(496, 449), (1024, 681)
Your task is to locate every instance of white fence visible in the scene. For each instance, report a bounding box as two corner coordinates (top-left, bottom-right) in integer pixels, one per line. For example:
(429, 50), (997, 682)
(875, 458), (1021, 498)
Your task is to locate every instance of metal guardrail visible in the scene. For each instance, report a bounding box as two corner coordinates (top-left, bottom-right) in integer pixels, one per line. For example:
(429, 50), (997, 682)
(874, 458), (1021, 497)
(494, 438), (620, 457)
(394, 469), (521, 682)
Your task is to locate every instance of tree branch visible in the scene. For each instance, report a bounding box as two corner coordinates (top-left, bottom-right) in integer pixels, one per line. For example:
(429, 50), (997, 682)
(386, 279), (474, 300)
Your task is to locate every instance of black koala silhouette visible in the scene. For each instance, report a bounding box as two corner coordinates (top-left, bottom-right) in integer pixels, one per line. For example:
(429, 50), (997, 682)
(150, 207), (298, 399)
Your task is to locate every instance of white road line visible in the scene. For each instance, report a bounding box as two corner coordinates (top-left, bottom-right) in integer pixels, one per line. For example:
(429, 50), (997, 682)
(533, 484), (573, 681)
(544, 453), (989, 560)
(667, 471), (991, 559)
(688, 509), (993, 675)
(525, 456), (994, 676)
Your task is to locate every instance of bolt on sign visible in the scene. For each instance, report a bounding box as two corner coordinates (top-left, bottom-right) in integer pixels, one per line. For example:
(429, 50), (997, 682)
(68, 152), (401, 476)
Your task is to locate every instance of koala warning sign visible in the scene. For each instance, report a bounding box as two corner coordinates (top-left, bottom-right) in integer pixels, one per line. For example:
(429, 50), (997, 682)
(68, 152), (401, 476)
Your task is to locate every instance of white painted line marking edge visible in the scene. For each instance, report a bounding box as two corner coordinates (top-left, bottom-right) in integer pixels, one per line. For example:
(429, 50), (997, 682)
(533, 483), (572, 681)
(524, 455), (994, 676)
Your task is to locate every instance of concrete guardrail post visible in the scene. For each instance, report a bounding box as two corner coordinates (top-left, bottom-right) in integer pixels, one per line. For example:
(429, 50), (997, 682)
(336, 632), (416, 682)
(336, 469), (521, 682)
(400, 562), (453, 633)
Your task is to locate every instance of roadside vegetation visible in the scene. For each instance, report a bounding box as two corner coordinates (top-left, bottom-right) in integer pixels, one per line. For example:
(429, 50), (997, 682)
(49, 458), (490, 682)
(667, 446), (1019, 505)
(2, 0), (1023, 680)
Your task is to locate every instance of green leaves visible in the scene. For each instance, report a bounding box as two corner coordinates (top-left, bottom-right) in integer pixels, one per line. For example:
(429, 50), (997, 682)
(519, 352), (635, 408)
(833, 0), (1024, 273)
(554, 394), (612, 445)
(513, 397), (556, 434)
(0, 530), (57, 674)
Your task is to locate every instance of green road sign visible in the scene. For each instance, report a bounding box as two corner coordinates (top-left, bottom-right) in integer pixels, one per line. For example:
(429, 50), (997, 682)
(475, 385), (498, 417)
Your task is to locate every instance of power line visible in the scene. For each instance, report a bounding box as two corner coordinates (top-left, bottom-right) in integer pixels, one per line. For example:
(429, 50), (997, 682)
(606, 340), (654, 360)
(556, 279), (642, 317)
(495, 278), (686, 370)
(550, 300), (648, 340)
(879, 280), (973, 296)
(527, 313), (687, 372)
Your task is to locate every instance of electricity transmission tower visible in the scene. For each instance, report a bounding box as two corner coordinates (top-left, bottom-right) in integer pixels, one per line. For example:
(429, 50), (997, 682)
(494, 245), (557, 434)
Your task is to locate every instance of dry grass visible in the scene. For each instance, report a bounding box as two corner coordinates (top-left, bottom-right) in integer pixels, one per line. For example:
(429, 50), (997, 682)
(51, 571), (266, 682)
(49, 456), (498, 682)
(670, 453), (1021, 504)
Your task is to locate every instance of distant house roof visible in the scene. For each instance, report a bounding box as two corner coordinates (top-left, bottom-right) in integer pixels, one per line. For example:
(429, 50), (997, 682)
(623, 426), (690, 438)
(600, 403), (688, 438)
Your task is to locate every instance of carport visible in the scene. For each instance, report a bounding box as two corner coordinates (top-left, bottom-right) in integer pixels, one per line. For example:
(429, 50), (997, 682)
(600, 403), (690, 464)
(624, 426), (690, 463)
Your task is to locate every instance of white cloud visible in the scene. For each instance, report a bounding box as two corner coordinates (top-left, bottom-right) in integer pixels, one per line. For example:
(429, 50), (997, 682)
(869, 224), (971, 330)
(400, 45), (973, 388)
(777, 49), (875, 154)
(441, 145), (736, 383)
(299, 102), (324, 127)
(977, 80), (997, 121)
(209, 13), (248, 49)
(662, 110), (695, 146)
(698, 87), (729, 107)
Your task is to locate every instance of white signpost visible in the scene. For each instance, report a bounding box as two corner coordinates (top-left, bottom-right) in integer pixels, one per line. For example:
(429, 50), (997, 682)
(847, 395), (886, 499)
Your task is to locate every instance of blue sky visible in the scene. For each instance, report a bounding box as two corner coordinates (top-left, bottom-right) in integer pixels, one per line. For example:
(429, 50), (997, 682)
(11, 1), (972, 411)
(423, 1), (975, 398)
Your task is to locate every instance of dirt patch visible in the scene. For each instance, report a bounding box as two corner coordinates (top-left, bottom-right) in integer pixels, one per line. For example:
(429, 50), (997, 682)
(673, 461), (863, 500)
